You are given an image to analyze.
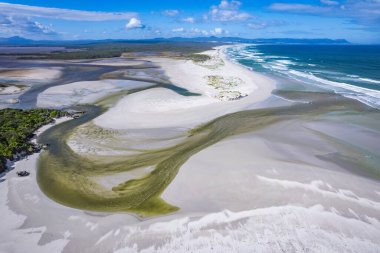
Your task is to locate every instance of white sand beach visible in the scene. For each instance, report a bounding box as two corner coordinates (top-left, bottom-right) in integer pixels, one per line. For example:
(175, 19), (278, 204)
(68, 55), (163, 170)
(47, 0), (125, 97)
(37, 79), (153, 108)
(0, 67), (63, 108)
(94, 46), (275, 130)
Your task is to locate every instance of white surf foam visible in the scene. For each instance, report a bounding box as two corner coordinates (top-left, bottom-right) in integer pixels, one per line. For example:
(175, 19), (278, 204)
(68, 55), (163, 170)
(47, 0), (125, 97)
(228, 45), (380, 108)
(287, 70), (380, 107)
(359, 78), (380, 84)
(112, 205), (380, 253)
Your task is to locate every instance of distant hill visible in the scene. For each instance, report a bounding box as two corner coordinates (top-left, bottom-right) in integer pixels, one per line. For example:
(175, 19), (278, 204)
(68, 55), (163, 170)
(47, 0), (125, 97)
(0, 36), (350, 46)
(153, 36), (350, 45)
(0, 36), (35, 45)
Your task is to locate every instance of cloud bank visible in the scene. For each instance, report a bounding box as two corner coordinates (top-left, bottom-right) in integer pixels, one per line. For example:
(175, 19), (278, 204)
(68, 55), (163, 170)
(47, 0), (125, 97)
(162, 10), (180, 17)
(269, 0), (380, 25)
(0, 14), (58, 39)
(0, 2), (139, 38)
(208, 0), (251, 22)
(0, 2), (137, 21)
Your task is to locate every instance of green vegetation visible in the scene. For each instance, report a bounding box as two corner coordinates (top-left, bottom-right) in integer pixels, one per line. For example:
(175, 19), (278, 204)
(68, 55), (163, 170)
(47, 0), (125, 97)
(206, 75), (242, 89)
(0, 108), (67, 172)
(187, 53), (211, 62)
(18, 42), (219, 60)
(194, 54), (225, 70)
(216, 90), (246, 101)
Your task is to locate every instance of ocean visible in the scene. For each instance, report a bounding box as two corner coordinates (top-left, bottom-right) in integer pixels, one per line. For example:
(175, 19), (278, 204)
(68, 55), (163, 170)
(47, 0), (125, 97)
(227, 44), (380, 108)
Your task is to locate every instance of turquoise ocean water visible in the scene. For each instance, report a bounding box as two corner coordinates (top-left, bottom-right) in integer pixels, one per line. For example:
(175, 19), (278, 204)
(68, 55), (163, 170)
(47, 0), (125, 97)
(227, 44), (380, 108)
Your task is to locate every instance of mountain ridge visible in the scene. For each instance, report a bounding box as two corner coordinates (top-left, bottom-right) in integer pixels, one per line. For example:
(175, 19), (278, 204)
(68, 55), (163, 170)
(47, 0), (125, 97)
(0, 36), (350, 46)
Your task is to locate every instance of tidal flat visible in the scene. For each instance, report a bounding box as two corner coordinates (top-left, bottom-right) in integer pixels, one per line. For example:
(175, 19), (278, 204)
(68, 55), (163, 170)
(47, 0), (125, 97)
(1, 43), (380, 252)
(37, 87), (380, 217)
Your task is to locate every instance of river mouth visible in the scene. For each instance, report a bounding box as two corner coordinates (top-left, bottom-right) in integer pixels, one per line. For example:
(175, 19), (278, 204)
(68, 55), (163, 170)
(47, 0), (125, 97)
(37, 85), (380, 218)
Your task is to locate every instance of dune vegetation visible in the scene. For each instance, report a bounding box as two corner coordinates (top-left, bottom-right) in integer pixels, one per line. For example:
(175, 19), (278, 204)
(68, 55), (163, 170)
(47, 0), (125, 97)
(0, 108), (67, 172)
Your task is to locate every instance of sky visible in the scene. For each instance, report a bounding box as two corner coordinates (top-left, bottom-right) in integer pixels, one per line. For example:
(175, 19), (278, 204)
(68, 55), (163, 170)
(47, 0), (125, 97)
(0, 0), (379, 43)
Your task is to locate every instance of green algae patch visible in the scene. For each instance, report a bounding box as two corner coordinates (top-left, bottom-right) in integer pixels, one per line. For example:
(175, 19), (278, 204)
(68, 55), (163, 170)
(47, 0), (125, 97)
(37, 118), (213, 217)
(37, 90), (380, 217)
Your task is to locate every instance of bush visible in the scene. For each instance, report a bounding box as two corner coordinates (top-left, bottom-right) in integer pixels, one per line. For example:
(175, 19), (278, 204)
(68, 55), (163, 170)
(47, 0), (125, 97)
(0, 108), (66, 172)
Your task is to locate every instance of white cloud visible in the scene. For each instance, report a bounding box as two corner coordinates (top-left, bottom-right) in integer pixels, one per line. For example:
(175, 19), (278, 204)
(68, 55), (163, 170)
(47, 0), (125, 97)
(162, 10), (180, 17)
(172, 27), (184, 32)
(201, 30), (210, 36)
(320, 0), (339, 6)
(269, 1), (380, 25)
(214, 27), (223, 35)
(218, 0), (241, 10)
(269, 3), (331, 15)
(0, 2), (137, 21)
(173, 27), (228, 37)
(0, 14), (58, 39)
(190, 28), (200, 33)
(248, 22), (267, 30)
(181, 17), (196, 23)
(247, 20), (288, 30)
(190, 28), (210, 36)
(208, 0), (251, 22)
(125, 18), (144, 30)
(210, 27), (229, 35)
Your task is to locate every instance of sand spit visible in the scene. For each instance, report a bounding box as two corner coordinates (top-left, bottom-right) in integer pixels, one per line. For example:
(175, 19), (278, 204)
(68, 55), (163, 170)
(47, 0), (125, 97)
(0, 85), (24, 95)
(37, 79), (153, 108)
(94, 46), (275, 130)
(68, 123), (187, 156)
(65, 58), (147, 67)
(0, 67), (62, 82)
(86, 58), (146, 67)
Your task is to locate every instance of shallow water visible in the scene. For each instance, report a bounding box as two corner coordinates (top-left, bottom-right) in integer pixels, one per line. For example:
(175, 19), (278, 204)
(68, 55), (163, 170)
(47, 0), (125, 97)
(37, 86), (380, 217)
(0, 58), (160, 109)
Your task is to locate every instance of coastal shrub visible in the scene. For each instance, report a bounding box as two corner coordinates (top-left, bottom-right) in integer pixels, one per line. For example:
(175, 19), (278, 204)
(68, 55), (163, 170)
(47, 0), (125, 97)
(215, 90), (247, 101)
(188, 54), (211, 62)
(0, 108), (66, 172)
(17, 42), (218, 60)
(206, 75), (242, 89)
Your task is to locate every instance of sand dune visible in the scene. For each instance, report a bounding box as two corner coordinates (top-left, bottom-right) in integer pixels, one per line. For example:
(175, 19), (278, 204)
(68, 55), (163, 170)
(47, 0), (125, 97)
(37, 79), (153, 108)
(94, 46), (275, 130)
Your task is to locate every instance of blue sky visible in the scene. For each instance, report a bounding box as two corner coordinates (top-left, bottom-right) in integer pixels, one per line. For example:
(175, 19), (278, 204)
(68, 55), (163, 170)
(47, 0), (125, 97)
(0, 0), (379, 43)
